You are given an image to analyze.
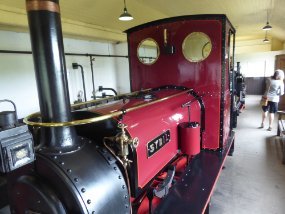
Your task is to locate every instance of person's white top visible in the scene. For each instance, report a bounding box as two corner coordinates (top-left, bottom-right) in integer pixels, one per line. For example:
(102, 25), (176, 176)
(266, 78), (284, 102)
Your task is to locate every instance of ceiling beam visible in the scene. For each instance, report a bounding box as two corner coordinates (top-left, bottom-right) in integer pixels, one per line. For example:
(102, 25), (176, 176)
(0, 4), (126, 42)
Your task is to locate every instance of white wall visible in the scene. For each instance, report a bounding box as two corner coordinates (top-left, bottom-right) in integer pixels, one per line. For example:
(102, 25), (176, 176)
(236, 50), (285, 77)
(64, 38), (120, 101)
(0, 30), (130, 118)
(0, 31), (39, 118)
(114, 42), (130, 93)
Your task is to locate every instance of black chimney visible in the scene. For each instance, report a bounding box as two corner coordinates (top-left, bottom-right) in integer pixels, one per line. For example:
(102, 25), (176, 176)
(26, 0), (79, 153)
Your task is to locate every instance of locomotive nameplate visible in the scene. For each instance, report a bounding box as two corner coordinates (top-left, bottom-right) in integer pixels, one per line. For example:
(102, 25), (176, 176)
(147, 130), (170, 158)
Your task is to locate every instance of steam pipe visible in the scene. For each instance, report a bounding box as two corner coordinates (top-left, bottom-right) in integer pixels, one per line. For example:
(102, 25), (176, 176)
(98, 86), (118, 96)
(0, 49), (129, 58)
(72, 63), (87, 102)
(26, 0), (78, 153)
(90, 56), (96, 100)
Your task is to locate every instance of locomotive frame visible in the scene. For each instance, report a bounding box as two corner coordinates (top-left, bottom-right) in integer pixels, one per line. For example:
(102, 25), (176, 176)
(0, 1), (237, 213)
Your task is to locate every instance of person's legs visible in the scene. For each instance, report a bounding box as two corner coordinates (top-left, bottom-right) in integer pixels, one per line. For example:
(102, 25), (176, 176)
(261, 111), (268, 127)
(260, 106), (268, 128)
(267, 101), (278, 131)
(268, 113), (274, 130)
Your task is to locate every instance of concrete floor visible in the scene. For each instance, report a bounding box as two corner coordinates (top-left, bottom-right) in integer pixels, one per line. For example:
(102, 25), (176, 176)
(211, 95), (285, 214)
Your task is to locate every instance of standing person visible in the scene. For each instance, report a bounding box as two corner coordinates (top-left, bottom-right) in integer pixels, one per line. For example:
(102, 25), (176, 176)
(260, 69), (284, 131)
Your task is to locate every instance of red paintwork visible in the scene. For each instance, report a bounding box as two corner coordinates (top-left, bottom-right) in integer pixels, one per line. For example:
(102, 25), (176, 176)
(91, 15), (235, 203)
(91, 89), (201, 188)
(127, 18), (233, 150)
(179, 122), (200, 156)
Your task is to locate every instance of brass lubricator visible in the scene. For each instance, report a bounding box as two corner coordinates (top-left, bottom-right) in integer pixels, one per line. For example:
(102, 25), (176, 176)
(104, 123), (139, 167)
(116, 123), (139, 167)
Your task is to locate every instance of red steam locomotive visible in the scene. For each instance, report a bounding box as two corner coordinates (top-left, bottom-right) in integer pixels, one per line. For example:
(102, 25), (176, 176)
(0, 0), (237, 213)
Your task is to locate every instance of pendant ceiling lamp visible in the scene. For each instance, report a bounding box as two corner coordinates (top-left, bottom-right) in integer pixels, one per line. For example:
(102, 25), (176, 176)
(262, 10), (272, 31)
(263, 22), (272, 31)
(119, 0), (133, 21)
(263, 31), (270, 43)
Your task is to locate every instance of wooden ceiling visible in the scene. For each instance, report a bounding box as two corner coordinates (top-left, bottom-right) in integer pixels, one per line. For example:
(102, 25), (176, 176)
(0, 0), (284, 43)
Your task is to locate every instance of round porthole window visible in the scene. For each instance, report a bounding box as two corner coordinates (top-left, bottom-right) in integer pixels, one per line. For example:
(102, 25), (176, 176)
(182, 32), (212, 62)
(137, 38), (160, 65)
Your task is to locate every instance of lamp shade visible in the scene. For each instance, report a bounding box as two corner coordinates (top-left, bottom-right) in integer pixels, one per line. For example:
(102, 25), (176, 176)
(119, 8), (133, 21)
(262, 22), (272, 31)
(263, 36), (270, 43)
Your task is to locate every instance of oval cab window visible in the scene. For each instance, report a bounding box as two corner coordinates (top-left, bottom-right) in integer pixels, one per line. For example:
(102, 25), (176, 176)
(137, 38), (160, 65)
(182, 32), (212, 62)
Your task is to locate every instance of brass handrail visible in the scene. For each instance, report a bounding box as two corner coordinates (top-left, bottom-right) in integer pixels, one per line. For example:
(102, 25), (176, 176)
(24, 89), (152, 125)
(23, 89), (191, 127)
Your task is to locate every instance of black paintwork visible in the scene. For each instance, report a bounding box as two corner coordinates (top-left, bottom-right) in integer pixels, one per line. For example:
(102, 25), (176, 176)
(9, 139), (130, 214)
(72, 111), (118, 143)
(155, 131), (235, 213)
(0, 174), (7, 208)
(219, 18), (226, 148)
(188, 89), (206, 132)
(0, 100), (18, 130)
(147, 130), (170, 158)
(26, 0), (78, 153)
(230, 32), (237, 130)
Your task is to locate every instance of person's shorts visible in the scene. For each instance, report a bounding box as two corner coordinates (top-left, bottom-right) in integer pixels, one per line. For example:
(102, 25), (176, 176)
(262, 101), (278, 113)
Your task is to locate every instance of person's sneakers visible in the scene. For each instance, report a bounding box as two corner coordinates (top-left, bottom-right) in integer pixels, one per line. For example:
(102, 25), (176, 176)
(258, 123), (264, 129)
(267, 127), (272, 131)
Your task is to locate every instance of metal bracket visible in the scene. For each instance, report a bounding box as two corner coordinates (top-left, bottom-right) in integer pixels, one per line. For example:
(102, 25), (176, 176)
(153, 165), (176, 198)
